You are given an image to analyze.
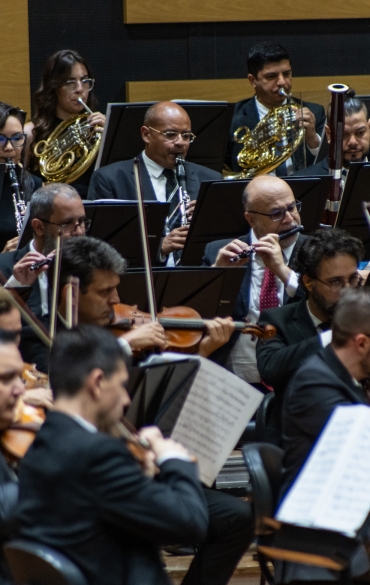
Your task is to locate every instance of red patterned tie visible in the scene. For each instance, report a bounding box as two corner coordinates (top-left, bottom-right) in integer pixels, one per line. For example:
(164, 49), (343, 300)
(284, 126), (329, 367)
(260, 268), (279, 311)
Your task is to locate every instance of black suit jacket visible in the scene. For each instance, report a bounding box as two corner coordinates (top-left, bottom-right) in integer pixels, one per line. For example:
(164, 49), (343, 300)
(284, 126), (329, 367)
(0, 244), (42, 318)
(228, 97), (326, 173)
(18, 412), (208, 585)
(275, 346), (370, 583)
(292, 156), (329, 177)
(202, 233), (306, 364)
(256, 298), (321, 406)
(87, 153), (222, 202)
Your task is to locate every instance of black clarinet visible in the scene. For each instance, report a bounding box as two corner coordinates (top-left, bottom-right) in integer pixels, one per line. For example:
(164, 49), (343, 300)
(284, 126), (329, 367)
(6, 158), (26, 235)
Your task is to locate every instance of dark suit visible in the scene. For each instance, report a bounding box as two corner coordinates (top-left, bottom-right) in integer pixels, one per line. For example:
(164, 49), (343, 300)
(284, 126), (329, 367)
(257, 298), (321, 407)
(202, 233), (306, 365)
(293, 156), (329, 177)
(276, 346), (370, 583)
(87, 153), (222, 202)
(18, 411), (208, 585)
(228, 97), (326, 173)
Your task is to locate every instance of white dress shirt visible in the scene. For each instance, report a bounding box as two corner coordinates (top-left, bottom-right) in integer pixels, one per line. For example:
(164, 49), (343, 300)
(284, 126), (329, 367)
(306, 301), (332, 347)
(225, 229), (298, 383)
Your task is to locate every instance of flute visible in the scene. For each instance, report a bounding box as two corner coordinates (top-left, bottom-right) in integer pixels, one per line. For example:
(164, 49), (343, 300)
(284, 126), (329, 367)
(230, 225), (304, 263)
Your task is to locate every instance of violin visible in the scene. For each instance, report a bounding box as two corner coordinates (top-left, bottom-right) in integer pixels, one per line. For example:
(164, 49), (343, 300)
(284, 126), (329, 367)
(109, 303), (276, 354)
(0, 363), (47, 465)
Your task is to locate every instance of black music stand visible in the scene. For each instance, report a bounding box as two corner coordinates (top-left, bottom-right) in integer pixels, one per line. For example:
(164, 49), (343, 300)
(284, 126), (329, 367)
(336, 162), (370, 258)
(117, 266), (246, 318)
(95, 101), (233, 173)
(83, 200), (169, 268)
(181, 176), (331, 266)
(126, 356), (200, 433)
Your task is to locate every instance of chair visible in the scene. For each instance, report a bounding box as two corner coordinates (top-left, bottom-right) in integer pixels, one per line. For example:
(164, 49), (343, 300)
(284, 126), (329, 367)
(255, 393), (281, 446)
(4, 540), (88, 585)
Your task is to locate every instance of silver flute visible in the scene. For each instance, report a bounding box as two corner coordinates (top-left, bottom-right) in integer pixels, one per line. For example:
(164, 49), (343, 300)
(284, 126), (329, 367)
(6, 158), (26, 235)
(175, 155), (191, 226)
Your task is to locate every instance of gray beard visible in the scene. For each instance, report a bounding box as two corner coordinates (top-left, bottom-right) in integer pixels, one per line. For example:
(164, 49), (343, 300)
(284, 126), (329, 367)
(41, 231), (55, 256)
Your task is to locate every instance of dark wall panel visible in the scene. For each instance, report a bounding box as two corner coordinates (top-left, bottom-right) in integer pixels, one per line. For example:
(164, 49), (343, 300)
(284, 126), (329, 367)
(28, 0), (370, 115)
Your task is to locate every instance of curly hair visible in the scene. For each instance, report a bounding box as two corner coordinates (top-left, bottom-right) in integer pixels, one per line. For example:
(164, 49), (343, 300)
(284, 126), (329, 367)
(293, 228), (364, 289)
(30, 50), (98, 171)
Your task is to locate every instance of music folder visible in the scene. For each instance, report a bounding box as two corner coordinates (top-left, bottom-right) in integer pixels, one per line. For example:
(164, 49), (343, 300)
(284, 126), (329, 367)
(95, 101), (233, 173)
(181, 176), (331, 266)
(117, 266), (246, 319)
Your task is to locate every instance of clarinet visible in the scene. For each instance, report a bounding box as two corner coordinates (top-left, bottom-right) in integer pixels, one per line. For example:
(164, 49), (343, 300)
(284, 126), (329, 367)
(6, 158), (26, 235)
(175, 155), (191, 226)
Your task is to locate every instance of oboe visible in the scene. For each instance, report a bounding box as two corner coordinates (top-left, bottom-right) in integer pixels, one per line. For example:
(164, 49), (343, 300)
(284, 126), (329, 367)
(175, 155), (191, 226)
(6, 158), (26, 235)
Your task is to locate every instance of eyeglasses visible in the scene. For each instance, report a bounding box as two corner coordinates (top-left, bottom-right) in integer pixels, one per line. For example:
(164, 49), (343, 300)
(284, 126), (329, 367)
(248, 200), (302, 222)
(148, 127), (196, 143)
(314, 273), (364, 293)
(38, 217), (92, 234)
(0, 133), (26, 148)
(62, 78), (95, 93)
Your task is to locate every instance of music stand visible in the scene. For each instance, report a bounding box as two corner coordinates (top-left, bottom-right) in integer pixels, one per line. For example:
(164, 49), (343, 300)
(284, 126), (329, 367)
(181, 176), (331, 266)
(117, 266), (246, 318)
(335, 162), (370, 258)
(95, 101), (233, 173)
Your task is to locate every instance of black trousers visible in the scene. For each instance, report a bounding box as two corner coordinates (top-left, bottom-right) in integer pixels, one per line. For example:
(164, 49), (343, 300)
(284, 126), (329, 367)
(182, 487), (254, 585)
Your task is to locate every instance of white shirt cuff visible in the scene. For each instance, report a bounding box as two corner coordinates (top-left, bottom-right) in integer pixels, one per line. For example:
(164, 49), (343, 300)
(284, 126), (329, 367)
(320, 330), (332, 347)
(5, 275), (24, 288)
(286, 270), (299, 297)
(157, 452), (193, 466)
(307, 134), (321, 157)
(117, 337), (133, 357)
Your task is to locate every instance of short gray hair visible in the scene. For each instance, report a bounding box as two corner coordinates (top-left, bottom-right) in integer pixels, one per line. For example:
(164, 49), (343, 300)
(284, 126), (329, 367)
(332, 287), (370, 347)
(30, 183), (80, 221)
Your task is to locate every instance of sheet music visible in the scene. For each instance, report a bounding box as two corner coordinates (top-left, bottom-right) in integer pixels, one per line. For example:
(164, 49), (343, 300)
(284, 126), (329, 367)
(171, 356), (263, 486)
(276, 405), (370, 536)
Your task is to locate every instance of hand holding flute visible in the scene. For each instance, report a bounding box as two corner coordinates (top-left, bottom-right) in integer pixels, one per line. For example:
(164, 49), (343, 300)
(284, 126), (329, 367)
(12, 251), (55, 286)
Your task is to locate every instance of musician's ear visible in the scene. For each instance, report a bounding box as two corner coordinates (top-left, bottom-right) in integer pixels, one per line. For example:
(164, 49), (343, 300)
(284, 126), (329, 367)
(141, 125), (150, 145)
(248, 74), (257, 89)
(325, 125), (330, 144)
(31, 218), (45, 237)
(244, 210), (255, 229)
(302, 273), (313, 292)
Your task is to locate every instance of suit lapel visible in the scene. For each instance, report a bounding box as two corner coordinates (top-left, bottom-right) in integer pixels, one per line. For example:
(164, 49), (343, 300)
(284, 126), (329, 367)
(291, 299), (317, 339)
(321, 346), (368, 404)
(131, 153), (157, 201)
(183, 163), (198, 200)
(243, 98), (260, 130)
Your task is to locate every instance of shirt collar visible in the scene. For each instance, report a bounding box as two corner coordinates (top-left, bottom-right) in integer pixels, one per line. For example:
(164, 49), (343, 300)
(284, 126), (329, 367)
(255, 95), (287, 118)
(71, 414), (97, 433)
(306, 301), (323, 328)
(142, 150), (166, 178)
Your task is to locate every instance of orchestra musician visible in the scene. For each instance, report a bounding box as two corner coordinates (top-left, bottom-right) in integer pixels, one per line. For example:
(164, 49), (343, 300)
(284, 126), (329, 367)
(87, 101), (222, 264)
(294, 93), (370, 178)
(17, 325), (254, 585)
(256, 229), (364, 440)
(276, 287), (370, 584)
(228, 42), (325, 175)
(202, 175), (306, 388)
(24, 50), (106, 197)
(0, 102), (42, 253)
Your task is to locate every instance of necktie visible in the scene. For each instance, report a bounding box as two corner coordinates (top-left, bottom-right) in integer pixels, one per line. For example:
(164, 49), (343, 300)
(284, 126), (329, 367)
(318, 321), (332, 332)
(162, 168), (180, 231)
(260, 268), (279, 311)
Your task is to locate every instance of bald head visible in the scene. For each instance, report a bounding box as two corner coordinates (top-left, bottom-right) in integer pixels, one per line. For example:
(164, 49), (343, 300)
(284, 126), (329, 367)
(243, 175), (301, 245)
(141, 101), (192, 169)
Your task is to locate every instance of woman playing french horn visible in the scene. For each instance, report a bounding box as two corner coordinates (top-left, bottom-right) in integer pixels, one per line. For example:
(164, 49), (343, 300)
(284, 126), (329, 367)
(25, 49), (106, 197)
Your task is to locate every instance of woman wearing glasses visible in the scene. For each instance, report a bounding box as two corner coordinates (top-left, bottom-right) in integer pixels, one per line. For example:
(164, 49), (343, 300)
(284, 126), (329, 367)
(25, 49), (106, 197)
(0, 102), (42, 252)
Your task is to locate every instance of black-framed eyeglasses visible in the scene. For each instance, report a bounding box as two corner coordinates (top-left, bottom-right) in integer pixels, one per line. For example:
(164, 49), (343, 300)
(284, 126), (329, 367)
(248, 200), (302, 222)
(63, 78), (95, 93)
(148, 127), (196, 143)
(0, 133), (26, 148)
(38, 217), (92, 233)
(314, 273), (364, 293)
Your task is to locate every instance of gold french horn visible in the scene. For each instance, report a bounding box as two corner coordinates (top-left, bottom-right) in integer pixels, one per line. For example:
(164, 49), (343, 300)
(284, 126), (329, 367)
(33, 112), (101, 184)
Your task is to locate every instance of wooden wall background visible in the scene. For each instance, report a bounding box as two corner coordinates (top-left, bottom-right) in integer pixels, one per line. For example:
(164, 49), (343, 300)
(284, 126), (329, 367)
(0, 0), (30, 117)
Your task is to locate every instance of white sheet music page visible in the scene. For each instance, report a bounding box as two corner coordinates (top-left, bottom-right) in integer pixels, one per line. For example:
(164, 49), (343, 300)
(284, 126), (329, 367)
(170, 356), (263, 486)
(276, 404), (370, 537)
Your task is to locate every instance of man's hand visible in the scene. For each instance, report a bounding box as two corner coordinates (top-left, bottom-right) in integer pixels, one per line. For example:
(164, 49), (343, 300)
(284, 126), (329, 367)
(24, 387), (53, 409)
(253, 234), (292, 285)
(161, 225), (189, 256)
(139, 426), (191, 463)
(121, 322), (168, 351)
(185, 199), (196, 222)
(198, 317), (235, 357)
(13, 251), (53, 285)
(2, 236), (19, 253)
(213, 239), (252, 267)
(294, 107), (320, 149)
(88, 111), (106, 133)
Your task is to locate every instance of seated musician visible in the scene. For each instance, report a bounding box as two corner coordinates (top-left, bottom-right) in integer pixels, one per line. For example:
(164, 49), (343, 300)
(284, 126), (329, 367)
(0, 102), (42, 253)
(87, 101), (222, 264)
(256, 228), (364, 440)
(228, 42), (325, 175)
(294, 92), (370, 180)
(18, 325), (254, 585)
(24, 50), (106, 197)
(276, 287), (370, 584)
(202, 175), (306, 390)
